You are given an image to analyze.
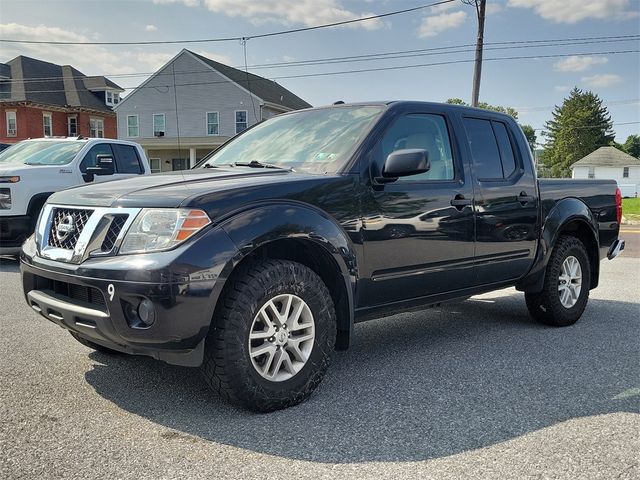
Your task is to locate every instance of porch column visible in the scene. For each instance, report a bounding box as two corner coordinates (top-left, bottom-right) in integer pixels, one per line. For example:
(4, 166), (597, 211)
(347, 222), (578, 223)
(189, 147), (197, 168)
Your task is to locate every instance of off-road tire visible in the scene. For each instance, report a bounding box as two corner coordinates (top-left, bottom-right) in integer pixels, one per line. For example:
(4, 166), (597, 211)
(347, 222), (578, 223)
(525, 235), (591, 327)
(201, 259), (336, 412)
(69, 331), (120, 354)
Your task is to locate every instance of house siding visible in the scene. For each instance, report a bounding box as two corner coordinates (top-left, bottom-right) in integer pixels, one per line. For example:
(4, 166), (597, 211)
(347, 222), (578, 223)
(117, 52), (262, 140)
(0, 104), (116, 143)
(572, 165), (640, 196)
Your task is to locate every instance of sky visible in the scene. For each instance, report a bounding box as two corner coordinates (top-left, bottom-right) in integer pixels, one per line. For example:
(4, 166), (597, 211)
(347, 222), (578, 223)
(1, 0), (639, 143)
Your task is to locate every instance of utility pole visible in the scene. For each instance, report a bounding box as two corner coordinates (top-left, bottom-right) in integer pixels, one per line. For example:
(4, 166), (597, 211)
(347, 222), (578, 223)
(463, 0), (486, 107)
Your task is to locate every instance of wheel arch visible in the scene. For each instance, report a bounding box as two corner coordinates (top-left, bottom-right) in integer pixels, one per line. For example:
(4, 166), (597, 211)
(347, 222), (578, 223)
(216, 202), (357, 350)
(517, 198), (600, 292)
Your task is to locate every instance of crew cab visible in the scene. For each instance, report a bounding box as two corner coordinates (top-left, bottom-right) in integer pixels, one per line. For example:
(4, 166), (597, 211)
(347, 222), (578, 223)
(1, 137), (150, 254)
(20, 102), (625, 412)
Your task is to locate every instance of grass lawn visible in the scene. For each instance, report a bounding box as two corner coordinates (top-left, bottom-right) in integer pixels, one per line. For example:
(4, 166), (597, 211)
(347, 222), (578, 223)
(622, 198), (640, 216)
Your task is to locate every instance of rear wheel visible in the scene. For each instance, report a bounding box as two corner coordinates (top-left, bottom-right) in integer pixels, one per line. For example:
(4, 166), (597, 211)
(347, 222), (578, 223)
(525, 235), (591, 327)
(69, 331), (120, 354)
(201, 259), (336, 412)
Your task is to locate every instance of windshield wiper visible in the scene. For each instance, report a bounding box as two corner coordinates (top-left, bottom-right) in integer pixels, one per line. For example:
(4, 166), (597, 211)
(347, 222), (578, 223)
(234, 160), (292, 171)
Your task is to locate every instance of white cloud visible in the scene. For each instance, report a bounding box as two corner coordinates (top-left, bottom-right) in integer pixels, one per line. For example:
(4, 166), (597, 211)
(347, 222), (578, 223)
(153, 0), (383, 29)
(581, 73), (623, 88)
(486, 3), (504, 15)
(0, 23), (136, 75)
(418, 10), (468, 38)
(554, 55), (608, 72)
(145, 24), (158, 32)
(554, 85), (570, 92)
(507, 0), (638, 23)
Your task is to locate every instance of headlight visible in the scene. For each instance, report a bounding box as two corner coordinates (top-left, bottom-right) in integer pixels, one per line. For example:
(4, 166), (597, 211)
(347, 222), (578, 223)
(0, 188), (11, 209)
(119, 208), (211, 254)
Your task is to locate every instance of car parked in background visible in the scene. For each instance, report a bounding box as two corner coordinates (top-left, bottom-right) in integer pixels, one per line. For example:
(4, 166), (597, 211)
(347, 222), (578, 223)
(0, 137), (150, 254)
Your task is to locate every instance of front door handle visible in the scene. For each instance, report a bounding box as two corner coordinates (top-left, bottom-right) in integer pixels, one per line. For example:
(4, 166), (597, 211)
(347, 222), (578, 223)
(450, 194), (472, 210)
(517, 191), (535, 205)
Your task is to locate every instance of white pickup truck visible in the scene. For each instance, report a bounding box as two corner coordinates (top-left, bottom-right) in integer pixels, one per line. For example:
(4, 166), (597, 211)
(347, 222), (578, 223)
(0, 137), (150, 254)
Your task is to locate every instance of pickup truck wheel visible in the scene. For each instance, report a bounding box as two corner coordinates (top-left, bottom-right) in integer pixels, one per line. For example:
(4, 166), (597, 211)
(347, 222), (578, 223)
(69, 332), (120, 354)
(525, 235), (591, 327)
(201, 259), (336, 412)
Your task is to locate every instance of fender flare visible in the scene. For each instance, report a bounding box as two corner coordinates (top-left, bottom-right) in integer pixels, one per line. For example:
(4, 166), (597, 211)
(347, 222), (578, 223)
(216, 201), (358, 348)
(517, 198), (599, 292)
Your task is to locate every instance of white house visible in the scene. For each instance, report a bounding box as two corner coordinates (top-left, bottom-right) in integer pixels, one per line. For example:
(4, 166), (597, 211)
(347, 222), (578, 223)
(571, 146), (640, 197)
(115, 49), (311, 173)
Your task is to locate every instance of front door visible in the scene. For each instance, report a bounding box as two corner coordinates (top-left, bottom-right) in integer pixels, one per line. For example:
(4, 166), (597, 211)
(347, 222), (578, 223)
(360, 110), (476, 307)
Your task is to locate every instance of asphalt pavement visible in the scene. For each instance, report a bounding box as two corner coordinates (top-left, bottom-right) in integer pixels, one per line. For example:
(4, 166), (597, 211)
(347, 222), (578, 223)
(1, 250), (638, 479)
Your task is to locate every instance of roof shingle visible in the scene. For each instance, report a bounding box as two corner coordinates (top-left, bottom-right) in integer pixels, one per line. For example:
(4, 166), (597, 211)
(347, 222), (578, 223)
(571, 146), (640, 168)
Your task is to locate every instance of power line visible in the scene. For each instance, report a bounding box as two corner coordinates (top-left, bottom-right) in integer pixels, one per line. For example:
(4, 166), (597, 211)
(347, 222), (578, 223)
(6, 49), (638, 95)
(0, 0), (456, 46)
(533, 121), (640, 131)
(6, 34), (639, 85)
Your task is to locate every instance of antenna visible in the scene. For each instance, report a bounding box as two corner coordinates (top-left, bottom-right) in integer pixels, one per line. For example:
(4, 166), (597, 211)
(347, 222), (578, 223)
(241, 38), (259, 125)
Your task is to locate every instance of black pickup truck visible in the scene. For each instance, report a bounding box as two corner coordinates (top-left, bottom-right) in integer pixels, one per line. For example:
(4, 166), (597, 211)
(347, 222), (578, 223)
(21, 102), (625, 411)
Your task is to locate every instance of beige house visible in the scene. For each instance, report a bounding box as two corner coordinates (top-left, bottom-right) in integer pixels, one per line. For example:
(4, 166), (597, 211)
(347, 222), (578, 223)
(115, 49), (311, 173)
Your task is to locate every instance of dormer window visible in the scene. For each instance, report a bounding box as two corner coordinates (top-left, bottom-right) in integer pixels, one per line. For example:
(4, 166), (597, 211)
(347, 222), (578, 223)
(105, 91), (120, 106)
(106, 91), (114, 106)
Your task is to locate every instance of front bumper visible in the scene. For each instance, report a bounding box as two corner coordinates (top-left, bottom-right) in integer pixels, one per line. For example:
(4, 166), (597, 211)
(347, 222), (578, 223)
(0, 214), (31, 254)
(20, 227), (239, 366)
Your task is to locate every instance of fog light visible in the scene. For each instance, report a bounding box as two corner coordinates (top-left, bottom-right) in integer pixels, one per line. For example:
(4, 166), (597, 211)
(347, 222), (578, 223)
(137, 299), (156, 326)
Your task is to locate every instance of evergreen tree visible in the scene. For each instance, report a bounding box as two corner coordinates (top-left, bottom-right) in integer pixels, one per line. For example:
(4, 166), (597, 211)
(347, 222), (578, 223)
(542, 88), (614, 177)
(623, 135), (640, 158)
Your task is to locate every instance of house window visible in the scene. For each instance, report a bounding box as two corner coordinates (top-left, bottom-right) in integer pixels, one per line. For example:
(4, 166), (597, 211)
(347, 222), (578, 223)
(43, 112), (52, 136)
(149, 158), (161, 174)
(206, 112), (219, 135)
(588, 167), (595, 179)
(6, 111), (16, 137)
(153, 114), (165, 136)
(235, 110), (247, 134)
(67, 116), (77, 137)
(127, 115), (139, 137)
(90, 118), (104, 138)
(172, 158), (188, 171)
(106, 92), (113, 105)
(623, 167), (629, 178)
(113, 93), (119, 105)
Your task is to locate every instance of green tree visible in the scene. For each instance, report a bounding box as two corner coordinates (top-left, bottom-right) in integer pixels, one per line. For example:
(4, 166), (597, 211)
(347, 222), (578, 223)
(542, 87), (614, 177)
(445, 98), (536, 150)
(623, 134), (640, 158)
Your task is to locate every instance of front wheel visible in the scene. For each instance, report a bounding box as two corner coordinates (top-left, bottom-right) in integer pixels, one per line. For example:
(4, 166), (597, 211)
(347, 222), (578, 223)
(525, 235), (591, 327)
(201, 259), (336, 412)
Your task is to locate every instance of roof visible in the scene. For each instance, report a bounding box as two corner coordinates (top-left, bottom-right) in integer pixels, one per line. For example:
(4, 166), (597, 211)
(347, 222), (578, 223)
(571, 146), (640, 168)
(0, 55), (122, 113)
(187, 50), (311, 110)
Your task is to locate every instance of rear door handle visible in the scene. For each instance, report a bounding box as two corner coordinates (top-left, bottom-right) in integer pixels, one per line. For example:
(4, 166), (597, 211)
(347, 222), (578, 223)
(450, 194), (472, 210)
(517, 191), (535, 205)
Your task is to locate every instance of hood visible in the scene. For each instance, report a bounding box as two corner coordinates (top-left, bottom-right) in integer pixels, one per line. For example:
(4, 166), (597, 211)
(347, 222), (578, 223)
(48, 167), (323, 209)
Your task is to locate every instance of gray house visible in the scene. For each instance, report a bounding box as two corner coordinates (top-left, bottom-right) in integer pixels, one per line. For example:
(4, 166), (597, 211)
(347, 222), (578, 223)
(115, 49), (311, 172)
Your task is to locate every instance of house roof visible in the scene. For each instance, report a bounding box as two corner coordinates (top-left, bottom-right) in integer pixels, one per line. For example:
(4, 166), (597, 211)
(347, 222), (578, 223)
(0, 55), (122, 113)
(571, 146), (640, 168)
(187, 50), (311, 110)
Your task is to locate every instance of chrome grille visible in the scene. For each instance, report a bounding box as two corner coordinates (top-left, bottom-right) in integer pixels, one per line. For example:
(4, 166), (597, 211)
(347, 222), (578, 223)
(48, 208), (93, 250)
(100, 215), (128, 252)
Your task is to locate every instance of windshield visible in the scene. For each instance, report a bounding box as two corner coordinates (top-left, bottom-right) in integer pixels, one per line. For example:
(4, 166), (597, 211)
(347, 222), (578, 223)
(0, 141), (85, 166)
(200, 105), (384, 173)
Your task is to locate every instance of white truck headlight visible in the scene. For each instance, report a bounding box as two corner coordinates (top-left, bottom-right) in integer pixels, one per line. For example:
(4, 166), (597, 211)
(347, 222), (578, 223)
(119, 208), (211, 254)
(0, 188), (11, 209)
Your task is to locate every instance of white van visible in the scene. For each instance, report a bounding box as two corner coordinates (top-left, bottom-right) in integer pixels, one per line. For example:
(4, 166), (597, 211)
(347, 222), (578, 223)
(0, 137), (150, 254)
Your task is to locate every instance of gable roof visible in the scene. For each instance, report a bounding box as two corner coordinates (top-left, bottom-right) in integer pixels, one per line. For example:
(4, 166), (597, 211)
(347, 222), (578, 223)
(0, 55), (122, 113)
(186, 50), (311, 110)
(571, 146), (640, 168)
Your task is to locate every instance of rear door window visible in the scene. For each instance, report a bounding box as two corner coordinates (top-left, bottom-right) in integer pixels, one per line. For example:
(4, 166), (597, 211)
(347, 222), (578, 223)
(112, 144), (143, 174)
(463, 118), (503, 180)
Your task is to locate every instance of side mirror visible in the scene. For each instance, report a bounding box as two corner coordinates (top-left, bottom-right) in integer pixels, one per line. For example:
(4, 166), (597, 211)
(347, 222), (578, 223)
(378, 149), (430, 183)
(83, 154), (115, 182)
